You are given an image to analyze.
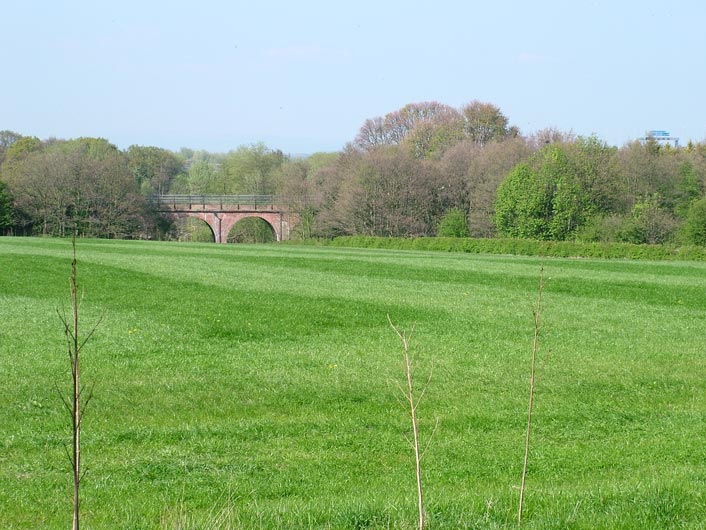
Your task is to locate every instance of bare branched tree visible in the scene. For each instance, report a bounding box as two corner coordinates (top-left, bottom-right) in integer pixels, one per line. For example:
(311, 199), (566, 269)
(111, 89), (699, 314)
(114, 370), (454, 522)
(388, 315), (437, 530)
(56, 236), (101, 530)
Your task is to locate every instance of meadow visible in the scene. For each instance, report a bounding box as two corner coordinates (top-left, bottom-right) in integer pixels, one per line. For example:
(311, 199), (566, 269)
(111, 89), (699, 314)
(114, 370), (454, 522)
(1, 237), (705, 529)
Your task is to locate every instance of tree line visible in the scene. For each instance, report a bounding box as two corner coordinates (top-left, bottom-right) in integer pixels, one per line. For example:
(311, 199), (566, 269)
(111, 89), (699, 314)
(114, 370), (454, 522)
(2, 99), (706, 245)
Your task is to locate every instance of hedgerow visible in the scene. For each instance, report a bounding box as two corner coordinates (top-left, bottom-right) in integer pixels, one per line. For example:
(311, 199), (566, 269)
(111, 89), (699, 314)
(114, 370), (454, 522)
(299, 236), (706, 261)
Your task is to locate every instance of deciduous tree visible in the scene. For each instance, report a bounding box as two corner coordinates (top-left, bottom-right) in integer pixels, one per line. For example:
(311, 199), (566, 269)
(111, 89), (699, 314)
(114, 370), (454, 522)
(354, 102), (460, 152)
(0, 180), (14, 234)
(461, 100), (513, 146)
(220, 143), (286, 195)
(495, 138), (620, 240)
(0, 130), (23, 166)
(5, 138), (147, 238)
(495, 146), (576, 239)
(466, 138), (532, 237)
(334, 146), (434, 236)
(169, 159), (219, 194)
(681, 195), (706, 245)
(126, 145), (184, 195)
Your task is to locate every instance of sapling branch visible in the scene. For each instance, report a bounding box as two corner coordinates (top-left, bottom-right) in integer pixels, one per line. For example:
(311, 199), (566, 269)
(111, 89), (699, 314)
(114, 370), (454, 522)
(420, 418), (440, 461)
(388, 314), (433, 530)
(518, 268), (546, 527)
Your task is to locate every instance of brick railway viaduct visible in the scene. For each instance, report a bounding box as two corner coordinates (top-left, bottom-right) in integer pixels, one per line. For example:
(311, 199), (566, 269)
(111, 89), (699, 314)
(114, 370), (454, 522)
(152, 195), (299, 243)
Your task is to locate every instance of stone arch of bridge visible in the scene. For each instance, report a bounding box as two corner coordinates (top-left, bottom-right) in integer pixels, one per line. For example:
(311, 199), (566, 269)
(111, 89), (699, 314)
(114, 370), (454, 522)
(174, 211), (291, 243)
(177, 216), (217, 242)
(226, 216), (277, 243)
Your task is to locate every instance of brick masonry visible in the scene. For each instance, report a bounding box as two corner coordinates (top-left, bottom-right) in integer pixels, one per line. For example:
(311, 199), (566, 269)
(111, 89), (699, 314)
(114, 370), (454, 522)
(171, 209), (298, 242)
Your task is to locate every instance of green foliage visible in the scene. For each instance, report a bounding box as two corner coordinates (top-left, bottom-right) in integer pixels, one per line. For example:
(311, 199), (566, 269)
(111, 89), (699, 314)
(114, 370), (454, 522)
(2, 238), (706, 529)
(619, 195), (678, 245)
(3, 138), (147, 238)
(290, 207), (317, 240)
(221, 142), (286, 195)
(405, 116), (465, 159)
(495, 140), (621, 241)
(567, 136), (621, 212)
(324, 234), (706, 260)
(126, 145), (184, 195)
(680, 195), (706, 245)
(75, 136), (120, 158)
(227, 217), (276, 243)
(173, 217), (215, 242)
(574, 214), (625, 243)
(673, 161), (703, 218)
(461, 100), (511, 146)
(437, 207), (469, 237)
(11, 113), (706, 247)
(0, 180), (14, 233)
(544, 148), (587, 239)
(354, 101), (461, 153)
(0, 135), (42, 182)
(170, 159), (219, 194)
(305, 152), (340, 177)
(494, 162), (552, 239)
(0, 130), (23, 166)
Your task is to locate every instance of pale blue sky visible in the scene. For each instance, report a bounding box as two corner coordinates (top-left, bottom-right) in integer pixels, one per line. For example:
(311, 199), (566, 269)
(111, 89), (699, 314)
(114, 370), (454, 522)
(2, 0), (705, 154)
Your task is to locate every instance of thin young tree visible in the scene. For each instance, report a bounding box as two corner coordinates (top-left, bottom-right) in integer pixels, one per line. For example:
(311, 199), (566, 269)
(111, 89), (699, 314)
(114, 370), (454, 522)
(388, 315), (436, 530)
(57, 236), (101, 530)
(518, 268), (546, 527)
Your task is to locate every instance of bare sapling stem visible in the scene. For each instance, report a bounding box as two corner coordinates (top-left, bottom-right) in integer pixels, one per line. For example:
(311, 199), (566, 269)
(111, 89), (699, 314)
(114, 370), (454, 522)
(518, 268), (545, 527)
(57, 235), (101, 530)
(388, 315), (434, 530)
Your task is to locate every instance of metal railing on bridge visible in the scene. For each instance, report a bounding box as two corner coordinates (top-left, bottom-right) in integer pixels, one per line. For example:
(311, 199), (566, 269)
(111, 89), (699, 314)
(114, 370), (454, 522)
(150, 194), (277, 210)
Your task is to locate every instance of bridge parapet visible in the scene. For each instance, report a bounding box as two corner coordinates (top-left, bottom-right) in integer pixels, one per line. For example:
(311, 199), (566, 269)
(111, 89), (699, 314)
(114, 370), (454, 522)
(150, 194), (277, 211)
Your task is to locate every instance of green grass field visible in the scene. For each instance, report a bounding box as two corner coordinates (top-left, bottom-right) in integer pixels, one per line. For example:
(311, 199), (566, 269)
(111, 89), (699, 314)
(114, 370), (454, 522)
(1, 237), (705, 529)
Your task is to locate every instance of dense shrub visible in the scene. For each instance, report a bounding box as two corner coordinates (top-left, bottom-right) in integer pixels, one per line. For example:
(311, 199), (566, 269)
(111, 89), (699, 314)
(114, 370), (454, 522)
(574, 214), (626, 243)
(680, 196), (706, 246)
(437, 208), (469, 237)
(618, 195), (679, 244)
